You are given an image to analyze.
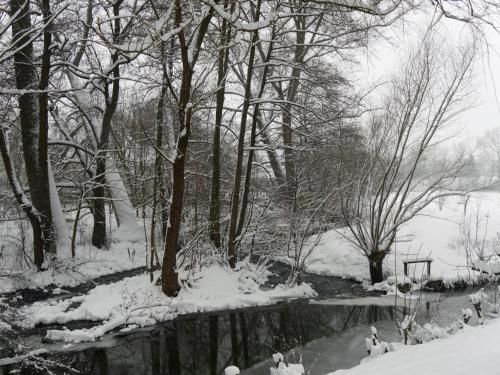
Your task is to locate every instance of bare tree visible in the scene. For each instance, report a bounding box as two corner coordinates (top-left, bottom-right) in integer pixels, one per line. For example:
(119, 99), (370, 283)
(208, 0), (234, 250)
(338, 33), (475, 283)
(161, 0), (215, 296)
(8, 0), (56, 268)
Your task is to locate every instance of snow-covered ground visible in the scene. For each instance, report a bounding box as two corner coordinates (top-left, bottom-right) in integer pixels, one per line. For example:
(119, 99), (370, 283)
(0, 241), (146, 293)
(17, 260), (316, 343)
(328, 318), (500, 375)
(0, 208), (145, 293)
(304, 192), (500, 284)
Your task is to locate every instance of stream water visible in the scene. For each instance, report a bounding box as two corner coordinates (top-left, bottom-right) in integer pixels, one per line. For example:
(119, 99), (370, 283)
(0, 268), (485, 375)
(1, 301), (402, 375)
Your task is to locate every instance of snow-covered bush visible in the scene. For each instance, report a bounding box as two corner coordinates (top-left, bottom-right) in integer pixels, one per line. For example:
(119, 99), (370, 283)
(413, 323), (449, 344)
(364, 326), (390, 359)
(469, 288), (489, 324)
(462, 308), (473, 324)
(270, 352), (305, 375)
(400, 315), (415, 345)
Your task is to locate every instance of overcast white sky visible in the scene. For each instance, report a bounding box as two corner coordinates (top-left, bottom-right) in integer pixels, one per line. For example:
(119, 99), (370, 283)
(352, 10), (500, 147)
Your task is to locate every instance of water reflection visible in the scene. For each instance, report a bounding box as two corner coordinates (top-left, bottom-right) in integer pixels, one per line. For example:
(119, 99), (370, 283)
(2, 302), (395, 375)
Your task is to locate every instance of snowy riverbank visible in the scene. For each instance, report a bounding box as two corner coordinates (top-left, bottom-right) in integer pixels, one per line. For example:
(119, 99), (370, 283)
(14, 260), (316, 343)
(328, 317), (500, 375)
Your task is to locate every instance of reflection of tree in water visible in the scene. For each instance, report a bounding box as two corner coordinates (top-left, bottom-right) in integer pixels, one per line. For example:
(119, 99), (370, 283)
(339, 306), (395, 331)
(0, 303), (395, 375)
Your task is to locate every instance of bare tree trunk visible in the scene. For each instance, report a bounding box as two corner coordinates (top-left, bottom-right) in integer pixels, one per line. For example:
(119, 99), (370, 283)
(227, 0), (262, 268)
(282, 108), (297, 201)
(274, 12), (307, 201)
(0, 124), (42, 261)
(161, 96), (190, 295)
(10, 0), (55, 267)
(151, 62), (169, 276)
(161, 0), (214, 296)
(91, 0), (122, 248)
(237, 22), (275, 238)
(369, 259), (384, 284)
(38, 0), (56, 256)
(209, 0), (232, 250)
(91, 159), (107, 248)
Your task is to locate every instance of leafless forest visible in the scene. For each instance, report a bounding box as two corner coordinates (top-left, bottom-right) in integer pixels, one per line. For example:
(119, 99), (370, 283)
(0, 0), (498, 298)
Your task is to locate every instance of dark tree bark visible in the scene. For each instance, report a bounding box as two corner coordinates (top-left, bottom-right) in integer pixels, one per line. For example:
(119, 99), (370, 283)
(161, 0), (214, 296)
(236, 21), (275, 238)
(227, 0), (262, 268)
(0, 126), (42, 257)
(91, 160), (108, 248)
(10, 0), (55, 268)
(209, 0), (233, 250)
(91, 0), (122, 249)
(38, 0), (56, 255)
(150, 52), (169, 280)
(266, 8), (310, 202)
(280, 16), (306, 202)
(369, 261), (384, 284)
(368, 251), (386, 284)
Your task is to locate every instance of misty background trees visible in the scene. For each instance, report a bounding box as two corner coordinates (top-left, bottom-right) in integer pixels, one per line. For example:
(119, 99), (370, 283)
(0, 0), (496, 293)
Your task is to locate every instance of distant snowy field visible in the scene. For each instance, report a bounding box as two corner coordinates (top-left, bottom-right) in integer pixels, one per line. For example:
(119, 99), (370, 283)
(304, 191), (500, 284)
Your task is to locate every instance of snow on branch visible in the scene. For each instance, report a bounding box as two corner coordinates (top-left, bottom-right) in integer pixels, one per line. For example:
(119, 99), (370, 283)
(205, 0), (279, 31)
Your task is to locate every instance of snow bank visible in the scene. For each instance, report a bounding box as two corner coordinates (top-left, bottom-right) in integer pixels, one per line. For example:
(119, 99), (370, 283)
(0, 200), (146, 294)
(21, 262), (316, 343)
(328, 318), (500, 375)
(0, 241), (145, 294)
(304, 192), (500, 284)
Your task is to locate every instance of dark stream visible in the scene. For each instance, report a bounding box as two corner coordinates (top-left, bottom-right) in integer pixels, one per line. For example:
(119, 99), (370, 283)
(0, 301), (397, 375)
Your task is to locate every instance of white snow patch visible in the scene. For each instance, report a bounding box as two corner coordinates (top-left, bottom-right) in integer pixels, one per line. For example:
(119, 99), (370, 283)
(328, 318), (500, 375)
